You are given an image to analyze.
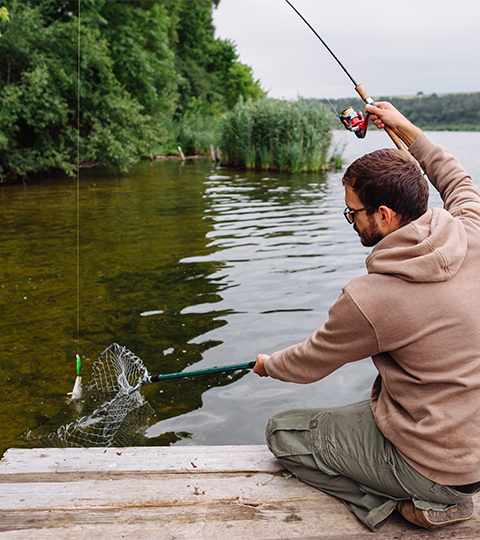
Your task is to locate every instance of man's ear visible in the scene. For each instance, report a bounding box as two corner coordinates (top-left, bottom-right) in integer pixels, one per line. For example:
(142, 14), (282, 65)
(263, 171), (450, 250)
(377, 205), (401, 232)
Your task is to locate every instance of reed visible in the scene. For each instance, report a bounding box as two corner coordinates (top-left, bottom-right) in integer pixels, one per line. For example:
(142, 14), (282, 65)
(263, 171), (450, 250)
(220, 98), (334, 172)
(164, 114), (222, 156)
(328, 140), (347, 170)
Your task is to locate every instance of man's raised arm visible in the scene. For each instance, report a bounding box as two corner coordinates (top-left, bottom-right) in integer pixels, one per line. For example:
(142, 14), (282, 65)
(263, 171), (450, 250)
(367, 102), (480, 219)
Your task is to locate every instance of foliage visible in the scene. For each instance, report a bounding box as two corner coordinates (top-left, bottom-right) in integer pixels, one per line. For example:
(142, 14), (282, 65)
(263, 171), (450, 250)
(0, 1), (157, 180)
(328, 140), (346, 169)
(220, 98), (334, 172)
(222, 61), (265, 110)
(320, 92), (480, 132)
(0, 6), (9, 36)
(95, 0), (179, 118)
(162, 114), (222, 156)
(171, 0), (264, 117)
(0, 0), (264, 181)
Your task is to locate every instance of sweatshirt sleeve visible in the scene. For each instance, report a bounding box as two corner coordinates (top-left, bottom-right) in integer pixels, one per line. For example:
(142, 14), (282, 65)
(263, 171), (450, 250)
(410, 133), (480, 222)
(264, 286), (381, 383)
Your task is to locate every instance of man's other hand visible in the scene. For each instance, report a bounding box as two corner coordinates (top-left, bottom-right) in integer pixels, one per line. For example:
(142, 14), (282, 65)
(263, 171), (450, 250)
(254, 354), (270, 377)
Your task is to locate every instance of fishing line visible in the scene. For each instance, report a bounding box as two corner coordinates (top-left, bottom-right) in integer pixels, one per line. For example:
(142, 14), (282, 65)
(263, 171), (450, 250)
(45, 2), (259, 444)
(76, 0), (81, 353)
(326, 97), (340, 117)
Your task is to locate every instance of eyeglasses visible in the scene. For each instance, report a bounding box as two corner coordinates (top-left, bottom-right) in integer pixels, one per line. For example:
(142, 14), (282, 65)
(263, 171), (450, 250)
(343, 206), (371, 224)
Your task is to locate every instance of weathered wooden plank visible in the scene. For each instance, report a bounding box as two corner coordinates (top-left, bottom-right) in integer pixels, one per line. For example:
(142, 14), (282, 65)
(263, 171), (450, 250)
(0, 445), (281, 476)
(1, 500), (479, 540)
(0, 472), (319, 509)
(1, 446), (479, 540)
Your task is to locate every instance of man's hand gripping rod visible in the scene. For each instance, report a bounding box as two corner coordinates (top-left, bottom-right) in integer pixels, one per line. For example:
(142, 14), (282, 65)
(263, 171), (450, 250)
(355, 85), (408, 153)
(284, 0), (410, 154)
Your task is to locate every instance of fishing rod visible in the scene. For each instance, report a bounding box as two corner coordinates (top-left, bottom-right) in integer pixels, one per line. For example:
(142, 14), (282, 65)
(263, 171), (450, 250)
(284, 0), (408, 153)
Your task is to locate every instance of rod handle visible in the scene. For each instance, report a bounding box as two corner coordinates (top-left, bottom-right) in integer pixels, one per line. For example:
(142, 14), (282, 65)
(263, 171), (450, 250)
(354, 84), (410, 154)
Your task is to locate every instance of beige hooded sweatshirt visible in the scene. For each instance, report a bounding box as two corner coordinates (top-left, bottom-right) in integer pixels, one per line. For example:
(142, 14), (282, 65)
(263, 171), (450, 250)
(265, 133), (480, 486)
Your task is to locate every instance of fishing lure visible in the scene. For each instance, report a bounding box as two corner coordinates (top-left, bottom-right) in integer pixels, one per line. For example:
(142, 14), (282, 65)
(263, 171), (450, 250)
(67, 354), (83, 401)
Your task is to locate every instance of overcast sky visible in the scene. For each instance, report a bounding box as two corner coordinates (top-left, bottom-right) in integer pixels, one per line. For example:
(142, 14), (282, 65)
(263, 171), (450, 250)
(213, 0), (480, 101)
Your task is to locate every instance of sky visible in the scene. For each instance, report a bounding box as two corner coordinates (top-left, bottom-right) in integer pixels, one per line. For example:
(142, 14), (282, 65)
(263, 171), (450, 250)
(213, 0), (480, 101)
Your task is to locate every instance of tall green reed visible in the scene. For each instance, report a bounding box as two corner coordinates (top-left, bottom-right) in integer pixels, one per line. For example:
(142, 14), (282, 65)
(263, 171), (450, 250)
(220, 98), (335, 172)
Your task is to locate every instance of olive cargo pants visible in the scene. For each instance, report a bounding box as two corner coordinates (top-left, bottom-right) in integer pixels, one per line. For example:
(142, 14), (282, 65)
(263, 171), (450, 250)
(266, 400), (472, 531)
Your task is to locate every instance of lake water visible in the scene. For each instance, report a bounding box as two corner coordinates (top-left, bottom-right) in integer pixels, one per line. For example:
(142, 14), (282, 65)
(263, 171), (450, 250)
(2, 130), (480, 455)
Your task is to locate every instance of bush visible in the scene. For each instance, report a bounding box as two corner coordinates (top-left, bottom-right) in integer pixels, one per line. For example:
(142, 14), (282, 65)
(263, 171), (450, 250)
(0, 1), (159, 180)
(163, 114), (222, 156)
(219, 98), (334, 172)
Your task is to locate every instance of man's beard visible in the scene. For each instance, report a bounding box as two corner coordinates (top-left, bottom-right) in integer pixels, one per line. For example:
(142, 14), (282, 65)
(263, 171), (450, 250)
(354, 218), (384, 247)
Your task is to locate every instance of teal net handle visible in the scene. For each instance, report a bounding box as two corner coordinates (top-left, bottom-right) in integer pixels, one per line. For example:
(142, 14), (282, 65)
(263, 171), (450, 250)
(150, 361), (256, 383)
(129, 361), (257, 394)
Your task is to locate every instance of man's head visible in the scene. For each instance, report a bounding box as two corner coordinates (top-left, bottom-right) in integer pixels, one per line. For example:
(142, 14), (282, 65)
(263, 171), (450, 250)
(342, 148), (429, 247)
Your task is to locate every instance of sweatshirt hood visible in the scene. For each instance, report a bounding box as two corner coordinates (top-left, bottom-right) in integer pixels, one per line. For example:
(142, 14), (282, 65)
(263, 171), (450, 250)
(366, 208), (467, 282)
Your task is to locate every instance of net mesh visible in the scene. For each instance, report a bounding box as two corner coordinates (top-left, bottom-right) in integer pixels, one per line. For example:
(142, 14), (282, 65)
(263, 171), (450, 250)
(28, 343), (154, 448)
(83, 343), (149, 401)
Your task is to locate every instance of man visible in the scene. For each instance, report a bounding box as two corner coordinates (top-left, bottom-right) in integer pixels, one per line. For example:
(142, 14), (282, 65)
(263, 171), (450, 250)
(254, 102), (480, 531)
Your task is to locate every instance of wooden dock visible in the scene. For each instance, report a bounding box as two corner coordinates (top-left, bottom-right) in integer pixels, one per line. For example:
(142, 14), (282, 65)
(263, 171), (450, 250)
(1, 445), (479, 539)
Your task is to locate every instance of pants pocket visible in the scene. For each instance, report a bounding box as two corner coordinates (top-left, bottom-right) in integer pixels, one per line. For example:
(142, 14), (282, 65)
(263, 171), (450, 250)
(266, 409), (319, 458)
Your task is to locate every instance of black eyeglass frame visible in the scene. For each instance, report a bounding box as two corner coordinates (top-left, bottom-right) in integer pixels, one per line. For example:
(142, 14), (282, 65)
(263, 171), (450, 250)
(343, 206), (373, 224)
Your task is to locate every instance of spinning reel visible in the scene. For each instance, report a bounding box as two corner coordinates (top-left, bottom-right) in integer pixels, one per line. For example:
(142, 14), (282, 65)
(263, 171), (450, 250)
(338, 107), (370, 139)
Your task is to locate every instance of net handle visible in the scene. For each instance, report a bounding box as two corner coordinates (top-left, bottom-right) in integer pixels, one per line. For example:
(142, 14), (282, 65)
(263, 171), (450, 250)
(129, 361), (257, 394)
(150, 361), (256, 382)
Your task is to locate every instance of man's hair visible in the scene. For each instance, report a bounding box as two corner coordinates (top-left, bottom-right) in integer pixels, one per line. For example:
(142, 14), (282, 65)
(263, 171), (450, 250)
(342, 148), (429, 226)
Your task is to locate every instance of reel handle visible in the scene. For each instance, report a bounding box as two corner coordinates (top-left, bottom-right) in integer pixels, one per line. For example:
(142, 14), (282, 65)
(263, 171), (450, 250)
(354, 84), (410, 154)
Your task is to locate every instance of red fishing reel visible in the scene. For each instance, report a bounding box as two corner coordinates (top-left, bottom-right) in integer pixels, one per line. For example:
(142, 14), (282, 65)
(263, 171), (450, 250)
(339, 107), (369, 139)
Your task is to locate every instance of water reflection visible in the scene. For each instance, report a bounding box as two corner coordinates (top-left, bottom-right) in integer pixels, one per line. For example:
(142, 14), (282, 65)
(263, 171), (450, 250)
(142, 151), (372, 446)
(2, 131), (479, 454)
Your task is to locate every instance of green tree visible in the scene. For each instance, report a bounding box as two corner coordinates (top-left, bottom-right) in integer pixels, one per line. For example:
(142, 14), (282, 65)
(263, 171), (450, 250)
(172, 0), (264, 116)
(321, 92), (480, 132)
(223, 61), (264, 110)
(0, 0), (265, 181)
(89, 1), (179, 117)
(0, 1), (158, 180)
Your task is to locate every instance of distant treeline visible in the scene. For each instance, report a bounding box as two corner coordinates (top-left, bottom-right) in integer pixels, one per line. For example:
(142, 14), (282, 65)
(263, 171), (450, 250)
(0, 0), (264, 181)
(317, 93), (480, 131)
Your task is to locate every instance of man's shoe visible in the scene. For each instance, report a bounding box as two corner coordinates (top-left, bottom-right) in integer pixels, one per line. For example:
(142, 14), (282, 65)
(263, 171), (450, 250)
(397, 498), (474, 528)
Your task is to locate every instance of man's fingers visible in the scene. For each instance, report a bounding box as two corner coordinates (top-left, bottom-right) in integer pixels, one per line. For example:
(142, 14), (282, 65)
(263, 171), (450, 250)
(365, 104), (384, 116)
